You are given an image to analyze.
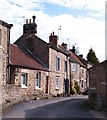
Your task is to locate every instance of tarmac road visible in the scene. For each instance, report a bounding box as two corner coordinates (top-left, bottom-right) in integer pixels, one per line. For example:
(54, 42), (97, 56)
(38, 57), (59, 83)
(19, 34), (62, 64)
(3, 95), (95, 119)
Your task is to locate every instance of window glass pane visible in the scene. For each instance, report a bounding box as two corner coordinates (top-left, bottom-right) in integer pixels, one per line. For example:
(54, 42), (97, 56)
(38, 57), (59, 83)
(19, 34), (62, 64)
(21, 73), (27, 86)
(72, 63), (76, 71)
(56, 57), (60, 70)
(64, 61), (67, 72)
(36, 72), (41, 88)
(56, 77), (60, 89)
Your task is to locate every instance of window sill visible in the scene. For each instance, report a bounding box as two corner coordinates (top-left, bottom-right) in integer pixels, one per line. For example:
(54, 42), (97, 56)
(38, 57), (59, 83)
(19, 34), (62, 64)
(56, 88), (59, 90)
(35, 86), (41, 89)
(21, 84), (27, 88)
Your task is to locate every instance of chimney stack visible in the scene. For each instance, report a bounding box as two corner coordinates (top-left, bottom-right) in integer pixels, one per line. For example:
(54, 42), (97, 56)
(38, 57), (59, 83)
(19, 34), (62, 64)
(61, 42), (67, 49)
(71, 46), (76, 54)
(23, 16), (37, 35)
(79, 54), (83, 58)
(49, 32), (58, 46)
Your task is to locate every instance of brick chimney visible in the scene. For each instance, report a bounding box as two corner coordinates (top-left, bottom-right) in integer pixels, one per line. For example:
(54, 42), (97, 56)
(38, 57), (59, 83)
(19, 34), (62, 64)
(49, 32), (58, 46)
(23, 16), (37, 35)
(70, 46), (76, 54)
(61, 42), (67, 49)
(79, 54), (83, 58)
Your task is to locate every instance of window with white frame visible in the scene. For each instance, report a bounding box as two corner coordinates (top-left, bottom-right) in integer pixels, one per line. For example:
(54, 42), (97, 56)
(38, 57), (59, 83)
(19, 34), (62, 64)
(64, 60), (68, 72)
(36, 72), (41, 88)
(71, 63), (77, 71)
(56, 57), (60, 71)
(0, 29), (2, 45)
(56, 76), (60, 89)
(21, 73), (27, 87)
(81, 67), (84, 75)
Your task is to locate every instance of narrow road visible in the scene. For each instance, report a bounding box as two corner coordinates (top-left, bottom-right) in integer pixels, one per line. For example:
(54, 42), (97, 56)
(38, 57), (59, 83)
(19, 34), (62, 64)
(3, 95), (95, 119)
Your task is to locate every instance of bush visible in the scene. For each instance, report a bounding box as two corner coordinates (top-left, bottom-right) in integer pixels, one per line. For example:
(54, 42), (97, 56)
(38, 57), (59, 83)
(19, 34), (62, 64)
(70, 87), (76, 95)
(74, 81), (81, 94)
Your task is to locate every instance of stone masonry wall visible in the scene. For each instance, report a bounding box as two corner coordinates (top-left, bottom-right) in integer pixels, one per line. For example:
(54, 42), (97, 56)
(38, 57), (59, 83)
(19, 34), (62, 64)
(15, 68), (48, 100)
(89, 61), (107, 109)
(49, 48), (69, 96)
(0, 24), (8, 111)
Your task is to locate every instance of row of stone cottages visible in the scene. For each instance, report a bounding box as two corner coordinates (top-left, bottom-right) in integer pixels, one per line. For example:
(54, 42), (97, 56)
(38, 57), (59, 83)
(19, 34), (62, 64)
(0, 16), (90, 110)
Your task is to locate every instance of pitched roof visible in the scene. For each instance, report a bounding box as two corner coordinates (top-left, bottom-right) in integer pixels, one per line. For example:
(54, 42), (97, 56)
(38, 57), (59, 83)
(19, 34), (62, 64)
(58, 45), (79, 63)
(48, 43), (69, 56)
(0, 20), (13, 28)
(9, 44), (48, 71)
(77, 56), (88, 67)
(68, 50), (86, 67)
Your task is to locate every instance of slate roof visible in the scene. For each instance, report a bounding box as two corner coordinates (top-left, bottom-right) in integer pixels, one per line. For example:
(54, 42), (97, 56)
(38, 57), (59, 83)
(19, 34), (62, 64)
(48, 43), (69, 56)
(68, 50), (86, 67)
(9, 44), (48, 71)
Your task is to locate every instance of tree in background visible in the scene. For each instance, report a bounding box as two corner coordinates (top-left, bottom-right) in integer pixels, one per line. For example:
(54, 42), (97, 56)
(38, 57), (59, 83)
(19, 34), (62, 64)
(86, 48), (100, 65)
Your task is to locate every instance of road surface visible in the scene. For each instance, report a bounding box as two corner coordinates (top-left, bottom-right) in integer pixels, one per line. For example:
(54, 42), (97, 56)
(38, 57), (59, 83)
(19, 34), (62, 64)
(3, 95), (95, 119)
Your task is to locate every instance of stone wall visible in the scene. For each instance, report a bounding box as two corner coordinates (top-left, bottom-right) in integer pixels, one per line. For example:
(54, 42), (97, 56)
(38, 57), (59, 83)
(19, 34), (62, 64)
(89, 60), (107, 110)
(3, 84), (21, 110)
(0, 24), (8, 111)
(14, 68), (48, 100)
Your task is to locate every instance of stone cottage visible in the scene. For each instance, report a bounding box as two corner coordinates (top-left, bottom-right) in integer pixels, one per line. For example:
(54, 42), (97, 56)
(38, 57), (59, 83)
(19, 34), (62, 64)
(14, 16), (70, 96)
(8, 44), (49, 102)
(89, 60), (107, 110)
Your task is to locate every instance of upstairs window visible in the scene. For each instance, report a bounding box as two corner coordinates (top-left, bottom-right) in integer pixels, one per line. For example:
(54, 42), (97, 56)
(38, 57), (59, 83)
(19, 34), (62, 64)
(21, 73), (27, 88)
(36, 72), (41, 88)
(56, 57), (60, 71)
(81, 67), (84, 75)
(64, 61), (68, 72)
(71, 63), (77, 72)
(56, 76), (60, 89)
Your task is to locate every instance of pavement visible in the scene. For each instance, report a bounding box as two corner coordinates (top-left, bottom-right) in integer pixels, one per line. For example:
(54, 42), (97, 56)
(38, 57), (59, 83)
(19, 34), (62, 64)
(90, 110), (107, 120)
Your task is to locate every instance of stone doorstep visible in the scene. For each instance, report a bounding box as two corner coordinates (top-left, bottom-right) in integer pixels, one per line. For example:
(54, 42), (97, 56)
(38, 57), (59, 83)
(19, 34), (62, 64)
(90, 110), (107, 119)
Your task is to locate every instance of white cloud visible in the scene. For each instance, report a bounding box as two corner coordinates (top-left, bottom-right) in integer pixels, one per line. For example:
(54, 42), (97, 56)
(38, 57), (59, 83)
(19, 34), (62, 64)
(0, 0), (105, 62)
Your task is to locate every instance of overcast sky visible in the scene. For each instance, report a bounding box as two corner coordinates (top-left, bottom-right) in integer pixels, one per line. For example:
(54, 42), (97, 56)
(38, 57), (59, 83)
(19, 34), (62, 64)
(0, 0), (105, 62)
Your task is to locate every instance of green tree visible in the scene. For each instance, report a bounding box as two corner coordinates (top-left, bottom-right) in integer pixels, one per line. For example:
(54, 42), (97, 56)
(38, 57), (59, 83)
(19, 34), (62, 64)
(86, 48), (100, 65)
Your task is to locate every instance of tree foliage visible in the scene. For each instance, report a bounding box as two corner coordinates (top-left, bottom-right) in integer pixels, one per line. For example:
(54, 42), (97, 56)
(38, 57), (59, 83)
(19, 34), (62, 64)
(86, 48), (100, 65)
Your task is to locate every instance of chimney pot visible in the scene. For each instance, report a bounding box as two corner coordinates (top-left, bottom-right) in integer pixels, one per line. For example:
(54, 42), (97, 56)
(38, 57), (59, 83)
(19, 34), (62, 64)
(26, 19), (28, 24)
(32, 15), (36, 23)
(29, 19), (31, 23)
(53, 32), (54, 36)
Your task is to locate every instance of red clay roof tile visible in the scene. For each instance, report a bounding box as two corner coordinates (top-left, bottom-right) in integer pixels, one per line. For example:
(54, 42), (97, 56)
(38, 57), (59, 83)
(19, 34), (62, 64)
(9, 44), (48, 71)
